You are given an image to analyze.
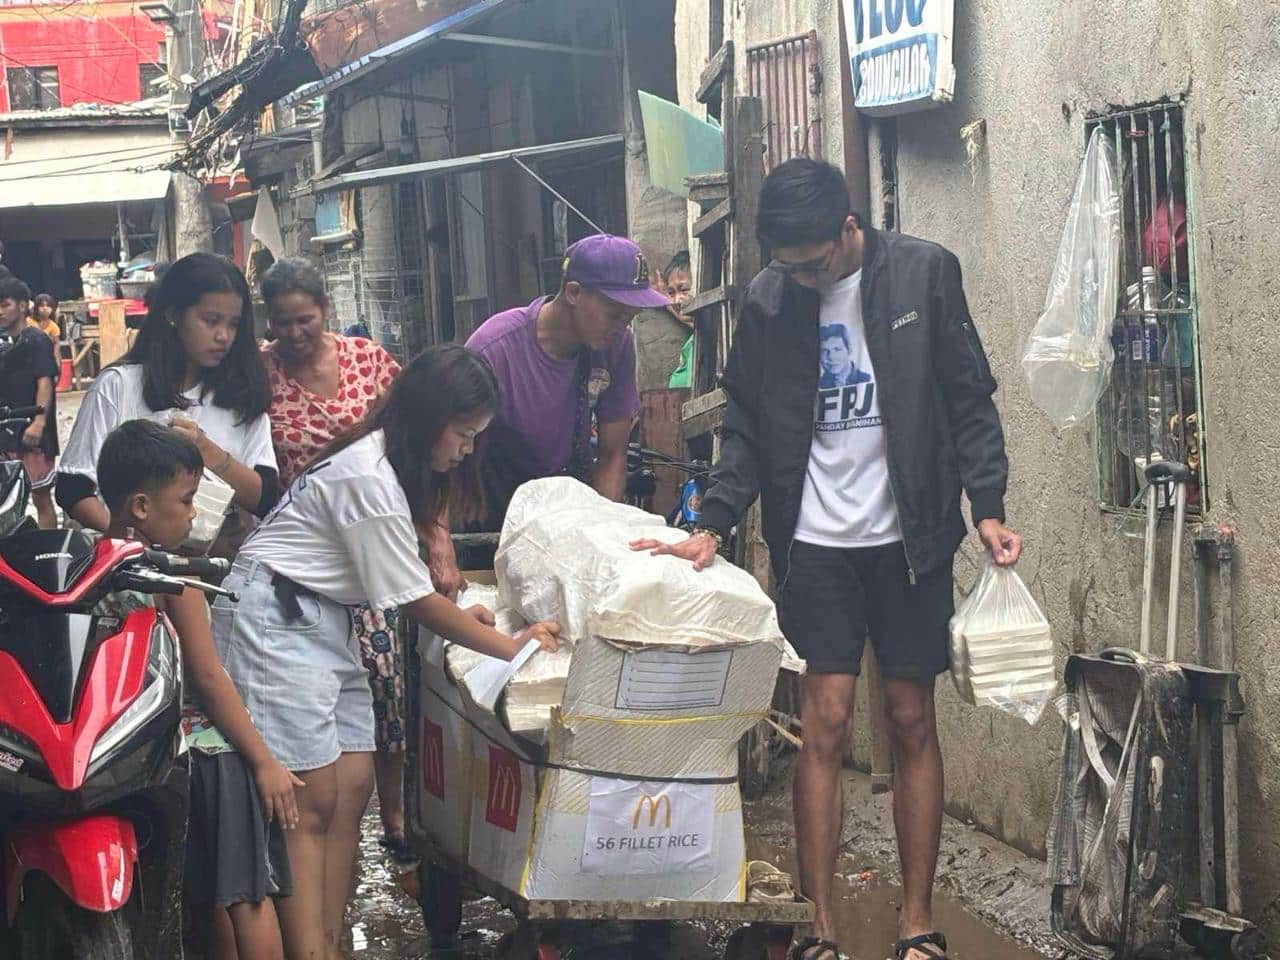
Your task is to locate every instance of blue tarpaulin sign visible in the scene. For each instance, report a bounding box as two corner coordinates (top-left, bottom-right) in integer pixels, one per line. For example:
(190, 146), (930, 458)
(843, 0), (956, 115)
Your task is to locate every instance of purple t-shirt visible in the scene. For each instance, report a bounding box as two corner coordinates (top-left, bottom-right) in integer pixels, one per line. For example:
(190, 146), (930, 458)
(466, 297), (640, 478)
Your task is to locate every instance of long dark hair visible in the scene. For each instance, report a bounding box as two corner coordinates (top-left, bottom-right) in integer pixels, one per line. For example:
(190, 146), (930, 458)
(324, 344), (499, 527)
(122, 253), (270, 421)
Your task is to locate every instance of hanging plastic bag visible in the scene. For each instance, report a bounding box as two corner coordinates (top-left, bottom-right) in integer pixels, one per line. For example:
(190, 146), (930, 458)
(1021, 127), (1122, 428)
(949, 562), (1056, 724)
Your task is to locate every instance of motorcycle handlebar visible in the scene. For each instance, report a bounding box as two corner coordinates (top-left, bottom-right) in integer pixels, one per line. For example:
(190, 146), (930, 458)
(141, 551), (230, 579)
(0, 405), (44, 420)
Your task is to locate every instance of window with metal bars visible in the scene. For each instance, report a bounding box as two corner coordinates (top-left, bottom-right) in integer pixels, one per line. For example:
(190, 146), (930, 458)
(7, 66), (59, 111)
(746, 31), (823, 172)
(1088, 102), (1205, 513)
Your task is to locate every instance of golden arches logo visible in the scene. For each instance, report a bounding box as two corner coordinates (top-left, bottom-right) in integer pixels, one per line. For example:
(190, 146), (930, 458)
(631, 793), (672, 830)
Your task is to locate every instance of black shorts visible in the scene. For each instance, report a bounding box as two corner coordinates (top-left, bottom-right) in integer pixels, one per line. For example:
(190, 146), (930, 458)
(185, 751), (292, 908)
(778, 540), (953, 678)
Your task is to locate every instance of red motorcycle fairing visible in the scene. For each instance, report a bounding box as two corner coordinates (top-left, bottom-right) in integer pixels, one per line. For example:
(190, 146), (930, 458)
(0, 608), (154, 790)
(3, 814), (138, 923)
(0, 537), (142, 607)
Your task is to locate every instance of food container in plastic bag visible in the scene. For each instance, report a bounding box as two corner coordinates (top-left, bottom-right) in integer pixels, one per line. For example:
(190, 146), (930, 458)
(949, 562), (1056, 724)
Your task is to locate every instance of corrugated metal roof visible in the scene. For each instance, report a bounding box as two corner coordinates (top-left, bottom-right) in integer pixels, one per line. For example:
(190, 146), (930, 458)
(281, 0), (516, 106)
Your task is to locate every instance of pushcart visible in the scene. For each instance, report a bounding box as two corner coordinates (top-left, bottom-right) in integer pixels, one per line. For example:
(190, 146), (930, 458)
(403, 537), (814, 960)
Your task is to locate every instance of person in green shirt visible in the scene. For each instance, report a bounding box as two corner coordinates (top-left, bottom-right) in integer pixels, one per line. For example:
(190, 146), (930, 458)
(664, 251), (695, 389)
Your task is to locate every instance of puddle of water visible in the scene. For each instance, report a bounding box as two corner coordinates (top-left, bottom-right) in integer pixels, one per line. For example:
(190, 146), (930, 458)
(746, 839), (1044, 960)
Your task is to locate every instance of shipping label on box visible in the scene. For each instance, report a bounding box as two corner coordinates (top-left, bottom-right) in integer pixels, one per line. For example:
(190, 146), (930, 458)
(615, 649), (733, 711)
(580, 777), (716, 876)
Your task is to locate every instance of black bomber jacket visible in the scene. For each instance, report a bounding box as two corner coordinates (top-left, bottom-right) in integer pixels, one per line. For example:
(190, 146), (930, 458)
(698, 226), (1009, 584)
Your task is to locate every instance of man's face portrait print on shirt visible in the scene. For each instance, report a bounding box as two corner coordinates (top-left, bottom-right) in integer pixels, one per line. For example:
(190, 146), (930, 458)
(816, 322), (877, 432)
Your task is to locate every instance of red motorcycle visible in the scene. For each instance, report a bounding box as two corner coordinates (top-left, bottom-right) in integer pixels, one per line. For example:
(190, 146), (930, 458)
(0, 407), (234, 958)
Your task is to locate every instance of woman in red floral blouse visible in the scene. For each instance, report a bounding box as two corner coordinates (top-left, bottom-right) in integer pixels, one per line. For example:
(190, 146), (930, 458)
(259, 259), (416, 853)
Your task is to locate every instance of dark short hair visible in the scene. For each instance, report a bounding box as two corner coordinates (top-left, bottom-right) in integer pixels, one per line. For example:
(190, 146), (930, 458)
(123, 253), (269, 423)
(663, 250), (691, 279)
(98, 419), (204, 514)
(757, 158), (852, 249)
(0, 276), (32, 303)
(33, 293), (57, 311)
(818, 323), (850, 349)
(260, 257), (328, 308)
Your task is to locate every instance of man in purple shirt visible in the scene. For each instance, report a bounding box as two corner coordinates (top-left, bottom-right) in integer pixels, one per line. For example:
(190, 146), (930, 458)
(465, 234), (668, 528)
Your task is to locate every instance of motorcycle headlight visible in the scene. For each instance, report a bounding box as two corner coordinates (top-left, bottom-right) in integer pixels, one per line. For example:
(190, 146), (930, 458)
(89, 618), (179, 767)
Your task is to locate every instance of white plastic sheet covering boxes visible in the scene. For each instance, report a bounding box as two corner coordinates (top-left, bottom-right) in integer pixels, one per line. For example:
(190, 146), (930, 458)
(460, 478), (785, 902)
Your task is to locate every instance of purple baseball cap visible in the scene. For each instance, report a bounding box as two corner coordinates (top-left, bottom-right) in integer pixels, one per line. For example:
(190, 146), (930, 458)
(562, 234), (671, 309)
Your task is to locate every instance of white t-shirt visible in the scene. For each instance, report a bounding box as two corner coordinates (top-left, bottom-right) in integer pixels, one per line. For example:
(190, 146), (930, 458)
(238, 430), (435, 610)
(794, 270), (903, 548)
(60, 364), (278, 487)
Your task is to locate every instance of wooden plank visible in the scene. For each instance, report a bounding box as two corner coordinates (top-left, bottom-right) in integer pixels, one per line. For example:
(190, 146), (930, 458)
(96, 301), (130, 367)
(640, 389), (688, 519)
(686, 171), (730, 208)
(731, 96), (766, 290)
(692, 198), (733, 238)
(696, 41), (734, 105)
(526, 895), (813, 925)
(682, 387), (726, 422)
(682, 285), (736, 316)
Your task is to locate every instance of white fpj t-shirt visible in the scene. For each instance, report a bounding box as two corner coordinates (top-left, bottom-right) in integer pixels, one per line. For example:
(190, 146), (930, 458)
(794, 269), (903, 548)
(239, 430), (435, 611)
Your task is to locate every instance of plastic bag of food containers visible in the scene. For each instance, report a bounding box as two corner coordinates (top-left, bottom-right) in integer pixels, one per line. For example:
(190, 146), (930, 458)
(949, 562), (1055, 724)
(1021, 126), (1122, 429)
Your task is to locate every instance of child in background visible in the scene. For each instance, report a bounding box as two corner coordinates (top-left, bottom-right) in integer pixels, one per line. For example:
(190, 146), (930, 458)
(28, 294), (60, 345)
(0, 277), (58, 529)
(664, 251), (695, 389)
(96, 420), (296, 960)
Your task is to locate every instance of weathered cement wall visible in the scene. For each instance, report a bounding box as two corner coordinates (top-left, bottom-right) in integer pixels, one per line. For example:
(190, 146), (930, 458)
(861, 0), (1280, 934)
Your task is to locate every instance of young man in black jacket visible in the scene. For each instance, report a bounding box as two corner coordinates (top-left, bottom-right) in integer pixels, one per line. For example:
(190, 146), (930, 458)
(634, 159), (1021, 960)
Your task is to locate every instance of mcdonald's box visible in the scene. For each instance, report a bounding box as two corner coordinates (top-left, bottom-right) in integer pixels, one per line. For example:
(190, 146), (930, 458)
(469, 736), (746, 901)
(413, 625), (473, 862)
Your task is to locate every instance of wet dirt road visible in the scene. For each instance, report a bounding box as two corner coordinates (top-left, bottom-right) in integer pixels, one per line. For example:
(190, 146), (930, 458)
(345, 767), (1054, 960)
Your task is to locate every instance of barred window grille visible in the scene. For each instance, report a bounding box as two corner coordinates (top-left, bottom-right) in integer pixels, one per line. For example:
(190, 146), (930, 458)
(746, 31), (822, 172)
(1089, 102), (1205, 513)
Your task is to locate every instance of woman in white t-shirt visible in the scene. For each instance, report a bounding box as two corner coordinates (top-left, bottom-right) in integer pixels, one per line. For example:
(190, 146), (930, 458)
(212, 344), (559, 960)
(57, 253), (279, 532)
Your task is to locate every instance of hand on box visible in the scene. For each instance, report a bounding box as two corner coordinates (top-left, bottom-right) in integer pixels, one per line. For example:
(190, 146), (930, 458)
(517, 621), (561, 654)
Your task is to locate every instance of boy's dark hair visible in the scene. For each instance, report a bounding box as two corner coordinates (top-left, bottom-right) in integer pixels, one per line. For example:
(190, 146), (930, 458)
(663, 250), (691, 280)
(98, 419), (204, 514)
(0, 276), (32, 303)
(757, 158), (853, 249)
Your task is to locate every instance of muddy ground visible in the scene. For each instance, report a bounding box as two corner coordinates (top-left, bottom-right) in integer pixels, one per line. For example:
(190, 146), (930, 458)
(345, 756), (1062, 960)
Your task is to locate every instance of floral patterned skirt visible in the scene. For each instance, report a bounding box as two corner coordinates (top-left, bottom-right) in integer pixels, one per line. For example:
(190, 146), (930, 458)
(350, 604), (405, 753)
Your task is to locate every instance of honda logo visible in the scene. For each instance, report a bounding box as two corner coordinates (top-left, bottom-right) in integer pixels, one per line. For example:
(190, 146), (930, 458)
(485, 746), (521, 832)
(632, 793), (672, 830)
(420, 718), (444, 801)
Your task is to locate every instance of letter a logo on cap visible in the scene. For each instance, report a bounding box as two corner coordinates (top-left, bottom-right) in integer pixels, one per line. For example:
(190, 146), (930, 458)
(633, 253), (650, 286)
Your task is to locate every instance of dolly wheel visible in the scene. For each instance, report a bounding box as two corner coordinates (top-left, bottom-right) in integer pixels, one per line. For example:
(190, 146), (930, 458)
(725, 924), (791, 960)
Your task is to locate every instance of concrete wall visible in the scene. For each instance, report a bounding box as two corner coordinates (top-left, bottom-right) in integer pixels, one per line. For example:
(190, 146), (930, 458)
(854, 0), (1280, 934)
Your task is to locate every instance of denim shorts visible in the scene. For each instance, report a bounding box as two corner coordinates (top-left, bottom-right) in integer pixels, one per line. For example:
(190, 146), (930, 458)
(212, 559), (376, 771)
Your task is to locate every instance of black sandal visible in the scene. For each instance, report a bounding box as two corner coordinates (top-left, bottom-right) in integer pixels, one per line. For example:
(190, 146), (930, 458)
(788, 936), (841, 960)
(894, 932), (949, 959)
